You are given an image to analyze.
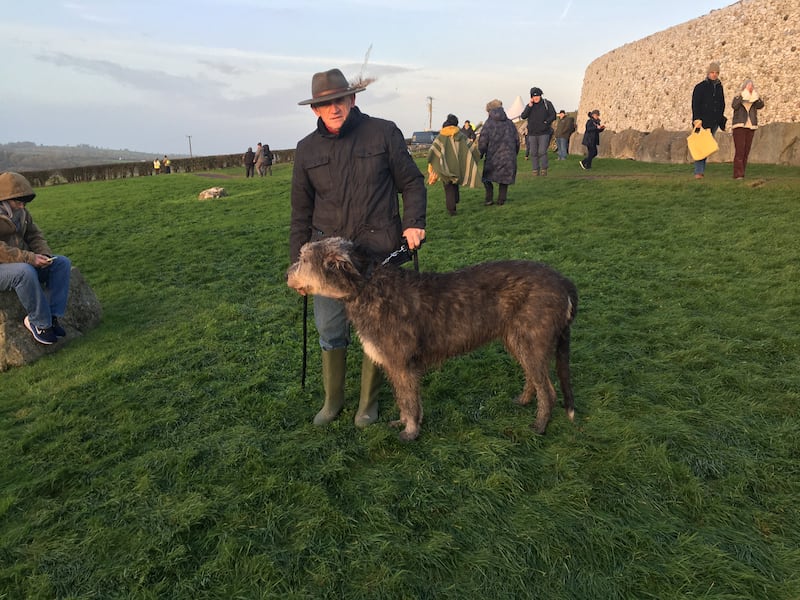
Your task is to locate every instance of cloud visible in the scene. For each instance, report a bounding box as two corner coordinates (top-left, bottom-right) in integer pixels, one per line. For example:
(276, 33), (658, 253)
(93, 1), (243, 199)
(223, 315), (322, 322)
(36, 51), (218, 97)
(559, 0), (573, 21)
(62, 1), (123, 24)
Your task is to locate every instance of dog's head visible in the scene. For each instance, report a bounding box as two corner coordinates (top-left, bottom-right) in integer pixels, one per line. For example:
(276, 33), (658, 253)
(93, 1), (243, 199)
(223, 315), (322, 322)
(286, 237), (369, 299)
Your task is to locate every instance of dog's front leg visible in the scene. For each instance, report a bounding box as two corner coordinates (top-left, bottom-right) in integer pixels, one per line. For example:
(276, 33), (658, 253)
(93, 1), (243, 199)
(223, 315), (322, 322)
(385, 368), (422, 441)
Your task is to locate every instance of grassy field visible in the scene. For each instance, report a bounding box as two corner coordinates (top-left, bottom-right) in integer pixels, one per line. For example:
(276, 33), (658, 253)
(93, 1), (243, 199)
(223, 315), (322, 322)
(2, 156), (799, 599)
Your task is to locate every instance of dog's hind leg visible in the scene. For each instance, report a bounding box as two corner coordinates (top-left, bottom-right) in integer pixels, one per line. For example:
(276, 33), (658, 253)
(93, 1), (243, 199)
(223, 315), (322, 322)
(530, 372), (557, 434)
(384, 368), (423, 441)
(555, 326), (576, 422)
(505, 331), (557, 434)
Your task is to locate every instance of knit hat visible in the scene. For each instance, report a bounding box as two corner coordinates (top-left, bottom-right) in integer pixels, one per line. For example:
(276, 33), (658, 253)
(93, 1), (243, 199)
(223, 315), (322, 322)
(707, 62), (720, 74)
(486, 99), (503, 112)
(443, 114), (458, 127)
(530, 87), (543, 97)
(0, 171), (36, 203)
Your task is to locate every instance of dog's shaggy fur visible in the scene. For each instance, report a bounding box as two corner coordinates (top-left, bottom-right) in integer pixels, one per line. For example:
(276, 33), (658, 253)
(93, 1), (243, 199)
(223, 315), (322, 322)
(287, 237), (578, 441)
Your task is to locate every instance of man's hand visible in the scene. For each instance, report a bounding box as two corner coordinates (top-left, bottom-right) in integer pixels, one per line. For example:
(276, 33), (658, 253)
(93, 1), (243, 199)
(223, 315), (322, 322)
(402, 228), (426, 250)
(33, 254), (54, 268)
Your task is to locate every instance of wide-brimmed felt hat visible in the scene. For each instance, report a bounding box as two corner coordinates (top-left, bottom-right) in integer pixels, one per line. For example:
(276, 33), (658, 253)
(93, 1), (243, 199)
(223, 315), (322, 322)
(298, 68), (367, 106)
(0, 171), (36, 203)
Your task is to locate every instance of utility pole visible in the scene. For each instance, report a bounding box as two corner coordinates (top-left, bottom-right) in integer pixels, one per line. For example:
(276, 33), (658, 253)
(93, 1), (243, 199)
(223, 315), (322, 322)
(186, 135), (193, 158)
(426, 96), (434, 131)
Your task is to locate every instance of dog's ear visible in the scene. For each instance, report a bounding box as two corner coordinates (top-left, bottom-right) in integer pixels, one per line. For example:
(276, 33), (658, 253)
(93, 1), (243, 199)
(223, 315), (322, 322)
(321, 242), (361, 278)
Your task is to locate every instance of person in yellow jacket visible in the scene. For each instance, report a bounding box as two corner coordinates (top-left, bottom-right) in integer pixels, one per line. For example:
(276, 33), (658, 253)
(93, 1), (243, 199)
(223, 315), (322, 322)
(427, 114), (480, 216)
(153, 158), (161, 175)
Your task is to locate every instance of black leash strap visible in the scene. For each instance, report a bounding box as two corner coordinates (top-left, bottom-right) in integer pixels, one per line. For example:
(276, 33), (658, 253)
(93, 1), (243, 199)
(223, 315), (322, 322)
(301, 295), (308, 389)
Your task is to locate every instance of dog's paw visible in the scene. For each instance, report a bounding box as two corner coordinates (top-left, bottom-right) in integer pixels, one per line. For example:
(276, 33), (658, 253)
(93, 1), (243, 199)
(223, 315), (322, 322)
(398, 428), (420, 442)
(530, 421), (548, 435)
(513, 394), (532, 406)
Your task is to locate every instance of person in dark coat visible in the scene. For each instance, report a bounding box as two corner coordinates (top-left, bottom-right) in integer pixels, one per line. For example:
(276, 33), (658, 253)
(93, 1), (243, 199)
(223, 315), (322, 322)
(579, 110), (604, 170)
(691, 61), (726, 179)
(461, 120), (476, 141)
(554, 110), (576, 160)
(478, 99), (520, 206)
(290, 67), (427, 430)
(243, 147), (256, 178)
(520, 86), (556, 176)
(262, 144), (274, 176)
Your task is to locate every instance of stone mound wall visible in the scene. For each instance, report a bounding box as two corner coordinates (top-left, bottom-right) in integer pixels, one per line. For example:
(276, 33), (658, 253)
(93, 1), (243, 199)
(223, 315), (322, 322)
(577, 0), (798, 134)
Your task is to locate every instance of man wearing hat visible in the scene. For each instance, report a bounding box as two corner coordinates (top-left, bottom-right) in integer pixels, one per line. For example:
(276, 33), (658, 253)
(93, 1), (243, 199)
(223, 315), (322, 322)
(0, 172), (72, 345)
(691, 61), (726, 179)
(520, 86), (557, 176)
(290, 68), (427, 429)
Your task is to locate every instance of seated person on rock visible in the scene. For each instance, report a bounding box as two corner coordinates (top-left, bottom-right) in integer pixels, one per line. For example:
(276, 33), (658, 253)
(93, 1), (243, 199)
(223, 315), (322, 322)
(0, 172), (71, 345)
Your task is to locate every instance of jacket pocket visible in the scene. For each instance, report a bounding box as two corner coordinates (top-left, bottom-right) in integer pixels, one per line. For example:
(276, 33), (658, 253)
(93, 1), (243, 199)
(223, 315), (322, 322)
(304, 155), (332, 196)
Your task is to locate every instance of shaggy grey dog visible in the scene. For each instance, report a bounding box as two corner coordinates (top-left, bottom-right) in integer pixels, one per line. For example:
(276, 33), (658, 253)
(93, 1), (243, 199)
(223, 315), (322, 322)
(287, 237), (578, 441)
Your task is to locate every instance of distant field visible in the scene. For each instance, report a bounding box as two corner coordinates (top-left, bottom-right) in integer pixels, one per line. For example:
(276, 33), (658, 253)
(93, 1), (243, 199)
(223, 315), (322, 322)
(2, 157), (799, 598)
(0, 141), (179, 172)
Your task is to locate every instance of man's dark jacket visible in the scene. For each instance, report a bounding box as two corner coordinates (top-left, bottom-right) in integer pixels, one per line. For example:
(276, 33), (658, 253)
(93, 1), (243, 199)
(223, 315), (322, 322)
(290, 107), (426, 261)
(692, 78), (726, 130)
(520, 99), (557, 136)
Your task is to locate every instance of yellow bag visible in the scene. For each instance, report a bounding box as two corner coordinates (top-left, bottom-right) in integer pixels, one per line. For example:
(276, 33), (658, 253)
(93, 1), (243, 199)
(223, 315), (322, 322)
(687, 127), (719, 161)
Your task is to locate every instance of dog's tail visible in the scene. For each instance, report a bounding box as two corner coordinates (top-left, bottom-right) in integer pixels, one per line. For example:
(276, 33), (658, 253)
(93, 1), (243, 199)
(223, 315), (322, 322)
(556, 287), (577, 422)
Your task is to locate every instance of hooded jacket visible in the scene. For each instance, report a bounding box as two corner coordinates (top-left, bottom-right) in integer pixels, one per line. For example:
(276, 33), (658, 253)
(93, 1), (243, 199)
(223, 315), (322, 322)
(478, 107), (520, 185)
(290, 106), (427, 261)
(0, 202), (52, 264)
(0, 172), (52, 264)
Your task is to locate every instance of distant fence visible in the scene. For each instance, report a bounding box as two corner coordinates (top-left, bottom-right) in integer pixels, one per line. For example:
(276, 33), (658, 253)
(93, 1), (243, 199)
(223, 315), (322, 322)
(19, 150), (297, 188)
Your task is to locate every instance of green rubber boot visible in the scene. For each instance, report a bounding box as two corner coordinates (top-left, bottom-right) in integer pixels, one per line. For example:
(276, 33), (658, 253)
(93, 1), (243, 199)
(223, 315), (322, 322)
(314, 348), (347, 426)
(355, 355), (383, 428)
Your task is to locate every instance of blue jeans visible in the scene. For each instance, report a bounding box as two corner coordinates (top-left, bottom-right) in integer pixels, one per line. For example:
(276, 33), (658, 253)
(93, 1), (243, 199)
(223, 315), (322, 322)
(556, 137), (569, 160)
(313, 294), (350, 351)
(0, 256), (71, 329)
(694, 125), (719, 175)
(528, 134), (551, 171)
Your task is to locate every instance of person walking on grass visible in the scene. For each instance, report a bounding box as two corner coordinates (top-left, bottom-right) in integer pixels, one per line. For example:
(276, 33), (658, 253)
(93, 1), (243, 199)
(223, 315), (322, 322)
(243, 147), (256, 178)
(580, 110), (604, 170)
(731, 79), (764, 180)
(262, 144), (274, 176)
(691, 61), (726, 180)
(0, 172), (71, 345)
(427, 113), (481, 216)
(554, 110), (576, 160)
(290, 67), (427, 429)
(478, 99), (519, 206)
(520, 86), (556, 176)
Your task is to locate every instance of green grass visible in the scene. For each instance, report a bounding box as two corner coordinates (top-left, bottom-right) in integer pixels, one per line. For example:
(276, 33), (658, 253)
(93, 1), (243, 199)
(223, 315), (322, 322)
(2, 157), (800, 599)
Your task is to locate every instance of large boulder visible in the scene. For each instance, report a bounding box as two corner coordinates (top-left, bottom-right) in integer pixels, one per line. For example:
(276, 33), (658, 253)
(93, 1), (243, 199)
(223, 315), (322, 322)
(749, 123), (800, 165)
(636, 128), (690, 164)
(0, 267), (102, 371)
(609, 128), (648, 160)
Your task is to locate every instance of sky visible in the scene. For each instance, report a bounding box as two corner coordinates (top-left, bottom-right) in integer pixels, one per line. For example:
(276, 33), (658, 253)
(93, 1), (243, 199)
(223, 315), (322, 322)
(1, 0), (736, 157)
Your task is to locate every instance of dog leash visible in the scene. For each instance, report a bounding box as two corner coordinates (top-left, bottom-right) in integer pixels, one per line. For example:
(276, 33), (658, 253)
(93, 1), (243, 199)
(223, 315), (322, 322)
(381, 237), (425, 268)
(301, 237), (425, 389)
